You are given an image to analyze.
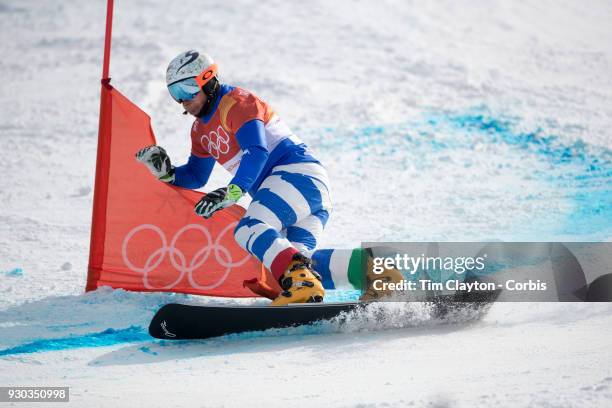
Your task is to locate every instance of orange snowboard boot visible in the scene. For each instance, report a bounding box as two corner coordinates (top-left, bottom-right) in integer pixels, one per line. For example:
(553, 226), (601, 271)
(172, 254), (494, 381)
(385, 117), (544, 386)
(271, 253), (325, 306)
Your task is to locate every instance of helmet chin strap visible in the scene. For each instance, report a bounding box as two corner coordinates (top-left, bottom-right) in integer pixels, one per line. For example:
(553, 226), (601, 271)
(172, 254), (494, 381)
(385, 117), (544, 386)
(196, 77), (220, 117)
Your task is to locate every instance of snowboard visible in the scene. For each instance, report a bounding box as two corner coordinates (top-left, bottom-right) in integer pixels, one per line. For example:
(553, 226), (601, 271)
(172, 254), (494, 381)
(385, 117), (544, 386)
(148, 289), (501, 340)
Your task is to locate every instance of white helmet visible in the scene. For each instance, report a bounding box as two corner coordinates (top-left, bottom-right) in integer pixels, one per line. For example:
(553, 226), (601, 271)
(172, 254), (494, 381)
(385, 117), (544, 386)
(165, 50), (221, 115)
(166, 50), (216, 86)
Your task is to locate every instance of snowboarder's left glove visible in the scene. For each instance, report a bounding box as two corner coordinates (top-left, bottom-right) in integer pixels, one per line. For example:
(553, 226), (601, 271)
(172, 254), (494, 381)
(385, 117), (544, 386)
(194, 184), (243, 219)
(135, 145), (175, 183)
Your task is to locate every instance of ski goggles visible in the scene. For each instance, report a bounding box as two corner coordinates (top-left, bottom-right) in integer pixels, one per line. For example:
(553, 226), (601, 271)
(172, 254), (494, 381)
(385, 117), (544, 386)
(167, 63), (218, 103)
(167, 77), (201, 103)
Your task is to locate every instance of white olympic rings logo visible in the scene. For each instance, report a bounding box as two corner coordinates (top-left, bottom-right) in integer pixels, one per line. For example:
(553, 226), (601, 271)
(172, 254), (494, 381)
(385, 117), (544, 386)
(200, 126), (230, 159)
(121, 222), (251, 290)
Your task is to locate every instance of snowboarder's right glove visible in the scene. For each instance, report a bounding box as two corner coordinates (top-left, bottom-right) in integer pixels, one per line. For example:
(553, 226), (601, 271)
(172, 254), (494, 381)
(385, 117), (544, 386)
(194, 184), (243, 219)
(135, 145), (175, 183)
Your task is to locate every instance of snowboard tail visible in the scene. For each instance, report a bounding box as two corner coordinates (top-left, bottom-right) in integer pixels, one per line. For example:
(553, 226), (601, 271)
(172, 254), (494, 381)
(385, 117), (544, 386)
(148, 289), (501, 340)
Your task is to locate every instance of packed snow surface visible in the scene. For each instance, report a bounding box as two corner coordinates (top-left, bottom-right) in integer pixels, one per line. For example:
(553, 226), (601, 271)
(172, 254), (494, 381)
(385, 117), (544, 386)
(1, 0), (611, 407)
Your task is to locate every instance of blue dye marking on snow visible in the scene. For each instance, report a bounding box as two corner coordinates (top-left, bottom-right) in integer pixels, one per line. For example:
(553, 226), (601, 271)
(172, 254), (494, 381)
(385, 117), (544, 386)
(324, 289), (360, 302)
(312, 106), (612, 239)
(3, 268), (23, 277)
(0, 326), (150, 357)
(435, 108), (612, 236)
(46, 322), (93, 332)
(440, 110), (610, 169)
(138, 346), (158, 355)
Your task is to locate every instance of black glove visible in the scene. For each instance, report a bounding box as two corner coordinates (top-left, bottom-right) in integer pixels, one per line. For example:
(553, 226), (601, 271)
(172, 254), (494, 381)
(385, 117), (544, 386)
(194, 184), (243, 219)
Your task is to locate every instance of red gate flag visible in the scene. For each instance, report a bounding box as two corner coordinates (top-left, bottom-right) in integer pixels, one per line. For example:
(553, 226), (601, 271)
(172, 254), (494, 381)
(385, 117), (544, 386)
(86, 84), (271, 296)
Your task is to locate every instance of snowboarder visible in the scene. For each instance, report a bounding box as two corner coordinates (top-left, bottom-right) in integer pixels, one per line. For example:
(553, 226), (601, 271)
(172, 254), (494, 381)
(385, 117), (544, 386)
(135, 50), (330, 305)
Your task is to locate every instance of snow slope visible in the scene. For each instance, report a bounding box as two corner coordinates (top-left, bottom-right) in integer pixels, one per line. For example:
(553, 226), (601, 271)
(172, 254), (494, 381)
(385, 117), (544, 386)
(1, 0), (611, 407)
